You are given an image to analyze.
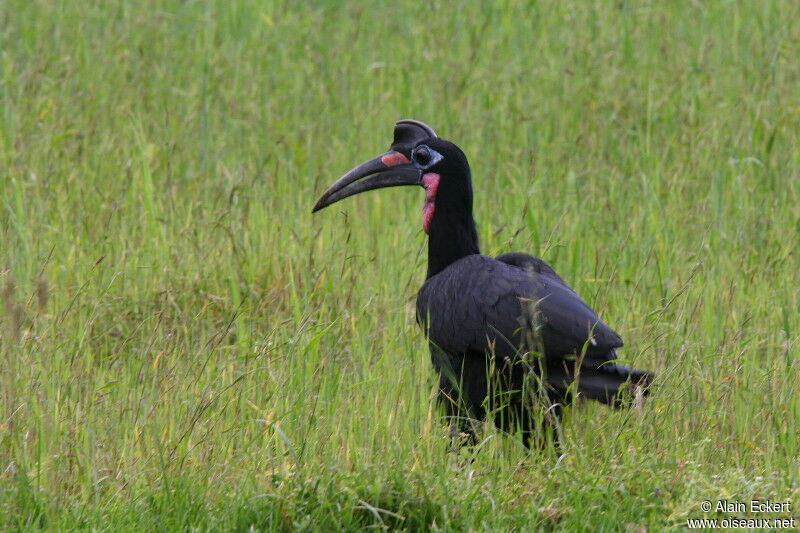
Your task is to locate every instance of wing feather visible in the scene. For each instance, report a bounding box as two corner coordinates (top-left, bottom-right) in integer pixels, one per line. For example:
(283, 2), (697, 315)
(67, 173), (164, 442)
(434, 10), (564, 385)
(416, 254), (622, 360)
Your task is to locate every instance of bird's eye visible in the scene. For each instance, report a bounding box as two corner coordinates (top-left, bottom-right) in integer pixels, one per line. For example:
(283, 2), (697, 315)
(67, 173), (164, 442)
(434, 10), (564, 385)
(412, 145), (443, 168)
(414, 146), (431, 166)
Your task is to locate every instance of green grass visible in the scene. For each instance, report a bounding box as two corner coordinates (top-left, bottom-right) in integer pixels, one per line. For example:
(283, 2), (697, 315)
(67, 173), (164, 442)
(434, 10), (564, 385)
(1, 0), (798, 530)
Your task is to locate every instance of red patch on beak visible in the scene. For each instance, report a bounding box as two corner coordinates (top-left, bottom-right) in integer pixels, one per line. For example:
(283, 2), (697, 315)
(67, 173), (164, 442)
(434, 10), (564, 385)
(380, 151), (411, 167)
(421, 173), (440, 234)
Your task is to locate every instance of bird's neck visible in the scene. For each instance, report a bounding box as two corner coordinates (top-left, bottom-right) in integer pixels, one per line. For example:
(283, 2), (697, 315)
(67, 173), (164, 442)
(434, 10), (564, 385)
(426, 208), (480, 278)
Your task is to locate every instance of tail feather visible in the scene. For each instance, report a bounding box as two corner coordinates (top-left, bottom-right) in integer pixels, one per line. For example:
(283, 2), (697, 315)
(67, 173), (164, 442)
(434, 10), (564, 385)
(577, 363), (652, 407)
(547, 360), (654, 408)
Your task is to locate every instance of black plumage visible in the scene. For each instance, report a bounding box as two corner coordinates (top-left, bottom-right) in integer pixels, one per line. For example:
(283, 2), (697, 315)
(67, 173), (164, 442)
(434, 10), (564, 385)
(313, 120), (652, 448)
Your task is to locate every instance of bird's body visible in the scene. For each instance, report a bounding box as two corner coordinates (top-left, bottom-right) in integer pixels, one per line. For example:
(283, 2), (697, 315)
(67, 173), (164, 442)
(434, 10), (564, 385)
(418, 253), (622, 362)
(313, 120), (652, 449)
(418, 253), (648, 446)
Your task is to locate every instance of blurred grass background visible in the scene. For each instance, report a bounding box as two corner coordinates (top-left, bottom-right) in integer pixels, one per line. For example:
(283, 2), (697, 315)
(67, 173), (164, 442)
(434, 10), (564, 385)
(1, 0), (798, 530)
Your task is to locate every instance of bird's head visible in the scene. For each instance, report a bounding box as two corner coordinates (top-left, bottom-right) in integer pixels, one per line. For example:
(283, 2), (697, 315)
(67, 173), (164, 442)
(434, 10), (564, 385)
(312, 120), (471, 234)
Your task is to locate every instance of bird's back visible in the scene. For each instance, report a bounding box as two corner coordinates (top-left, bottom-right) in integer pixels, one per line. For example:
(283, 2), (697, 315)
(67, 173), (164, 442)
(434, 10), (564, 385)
(416, 253), (623, 361)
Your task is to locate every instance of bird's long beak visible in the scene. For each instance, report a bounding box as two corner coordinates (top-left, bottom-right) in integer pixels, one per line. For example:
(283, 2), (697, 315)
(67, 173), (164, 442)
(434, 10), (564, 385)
(312, 151), (422, 213)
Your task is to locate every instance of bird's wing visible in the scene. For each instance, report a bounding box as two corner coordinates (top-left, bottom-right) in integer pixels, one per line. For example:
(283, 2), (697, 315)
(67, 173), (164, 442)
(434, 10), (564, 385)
(494, 252), (572, 289)
(416, 254), (622, 360)
(496, 252), (623, 355)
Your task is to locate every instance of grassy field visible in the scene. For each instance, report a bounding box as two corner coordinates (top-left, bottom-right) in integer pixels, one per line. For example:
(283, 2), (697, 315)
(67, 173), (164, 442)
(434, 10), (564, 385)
(1, 1), (799, 530)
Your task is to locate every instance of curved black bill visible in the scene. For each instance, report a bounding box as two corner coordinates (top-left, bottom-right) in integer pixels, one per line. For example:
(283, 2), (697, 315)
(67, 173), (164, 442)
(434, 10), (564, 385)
(311, 151), (422, 213)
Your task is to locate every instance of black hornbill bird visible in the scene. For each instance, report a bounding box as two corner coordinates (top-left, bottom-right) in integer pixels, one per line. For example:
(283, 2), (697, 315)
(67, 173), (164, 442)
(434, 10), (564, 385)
(313, 120), (653, 448)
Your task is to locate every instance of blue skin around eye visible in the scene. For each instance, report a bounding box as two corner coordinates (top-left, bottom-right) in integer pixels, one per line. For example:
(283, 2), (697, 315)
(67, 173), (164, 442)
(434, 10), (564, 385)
(413, 146), (444, 169)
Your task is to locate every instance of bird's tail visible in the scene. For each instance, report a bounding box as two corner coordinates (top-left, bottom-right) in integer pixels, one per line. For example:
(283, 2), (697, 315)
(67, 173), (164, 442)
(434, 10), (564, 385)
(547, 358), (654, 408)
(575, 363), (653, 408)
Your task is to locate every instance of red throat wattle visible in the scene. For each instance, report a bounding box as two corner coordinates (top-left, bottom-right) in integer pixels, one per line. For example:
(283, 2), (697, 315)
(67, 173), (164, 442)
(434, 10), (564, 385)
(421, 173), (440, 234)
